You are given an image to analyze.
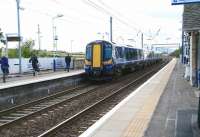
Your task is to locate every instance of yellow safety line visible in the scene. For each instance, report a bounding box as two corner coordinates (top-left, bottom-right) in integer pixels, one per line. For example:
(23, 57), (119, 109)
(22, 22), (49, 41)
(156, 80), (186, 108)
(122, 59), (177, 137)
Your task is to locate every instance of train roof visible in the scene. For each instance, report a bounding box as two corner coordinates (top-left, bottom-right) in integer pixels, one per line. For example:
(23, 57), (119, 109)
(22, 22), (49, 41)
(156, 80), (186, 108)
(113, 43), (143, 50)
(86, 40), (113, 46)
(86, 40), (143, 51)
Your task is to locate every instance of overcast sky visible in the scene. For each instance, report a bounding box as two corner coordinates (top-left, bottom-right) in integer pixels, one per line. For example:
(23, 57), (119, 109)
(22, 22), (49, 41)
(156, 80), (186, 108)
(0, 0), (183, 52)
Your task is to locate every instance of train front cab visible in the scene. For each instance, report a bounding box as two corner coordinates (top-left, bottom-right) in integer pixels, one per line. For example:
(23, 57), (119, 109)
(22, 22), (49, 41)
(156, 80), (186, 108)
(85, 41), (113, 80)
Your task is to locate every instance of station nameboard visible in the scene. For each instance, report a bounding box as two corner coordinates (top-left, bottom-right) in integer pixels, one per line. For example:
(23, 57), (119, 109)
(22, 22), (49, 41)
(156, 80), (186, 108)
(172, 0), (200, 5)
(6, 36), (21, 42)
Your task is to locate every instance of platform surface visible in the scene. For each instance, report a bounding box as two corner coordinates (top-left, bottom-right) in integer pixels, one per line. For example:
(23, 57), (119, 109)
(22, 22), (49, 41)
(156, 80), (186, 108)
(144, 60), (199, 137)
(0, 69), (84, 90)
(80, 59), (179, 137)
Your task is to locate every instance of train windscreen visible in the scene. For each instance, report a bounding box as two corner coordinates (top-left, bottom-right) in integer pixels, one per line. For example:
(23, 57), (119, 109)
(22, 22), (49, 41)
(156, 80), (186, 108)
(86, 45), (92, 60)
(103, 43), (112, 61)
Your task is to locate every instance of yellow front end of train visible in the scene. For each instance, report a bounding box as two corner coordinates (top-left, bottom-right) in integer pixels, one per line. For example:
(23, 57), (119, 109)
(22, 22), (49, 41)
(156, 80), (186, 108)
(92, 44), (101, 68)
(84, 40), (113, 80)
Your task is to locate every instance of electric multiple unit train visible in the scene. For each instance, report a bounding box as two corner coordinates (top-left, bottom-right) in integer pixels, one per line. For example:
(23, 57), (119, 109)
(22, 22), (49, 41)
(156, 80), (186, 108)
(84, 40), (161, 80)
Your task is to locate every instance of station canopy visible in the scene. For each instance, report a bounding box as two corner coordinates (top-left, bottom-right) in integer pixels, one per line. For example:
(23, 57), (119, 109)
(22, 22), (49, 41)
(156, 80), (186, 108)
(183, 3), (200, 31)
(172, 0), (200, 5)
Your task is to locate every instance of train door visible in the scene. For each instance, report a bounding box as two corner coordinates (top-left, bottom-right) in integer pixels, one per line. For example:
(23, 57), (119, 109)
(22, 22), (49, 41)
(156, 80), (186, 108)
(92, 44), (101, 68)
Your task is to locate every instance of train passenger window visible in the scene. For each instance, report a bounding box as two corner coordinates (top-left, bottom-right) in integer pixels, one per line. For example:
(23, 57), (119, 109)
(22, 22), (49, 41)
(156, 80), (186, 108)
(125, 48), (129, 60)
(132, 49), (137, 60)
(138, 50), (141, 59)
(115, 48), (119, 58)
(130, 49), (134, 59)
(129, 49), (132, 59)
(125, 48), (129, 59)
(86, 45), (92, 60)
(103, 43), (112, 61)
(141, 50), (144, 59)
(115, 47), (123, 58)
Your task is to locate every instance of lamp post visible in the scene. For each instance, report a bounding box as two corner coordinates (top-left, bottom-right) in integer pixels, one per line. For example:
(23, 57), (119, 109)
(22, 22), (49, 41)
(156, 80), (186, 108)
(52, 14), (63, 72)
(137, 30), (144, 49)
(70, 40), (74, 54)
(16, 0), (22, 74)
(146, 38), (152, 51)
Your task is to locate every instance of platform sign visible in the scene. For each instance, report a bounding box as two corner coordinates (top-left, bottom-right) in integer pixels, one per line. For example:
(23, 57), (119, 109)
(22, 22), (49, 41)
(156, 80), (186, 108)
(6, 33), (22, 42)
(6, 36), (21, 42)
(172, 0), (200, 5)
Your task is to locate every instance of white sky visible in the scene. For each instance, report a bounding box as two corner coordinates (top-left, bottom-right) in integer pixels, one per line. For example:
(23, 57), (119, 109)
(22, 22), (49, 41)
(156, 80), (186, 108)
(0, 0), (183, 52)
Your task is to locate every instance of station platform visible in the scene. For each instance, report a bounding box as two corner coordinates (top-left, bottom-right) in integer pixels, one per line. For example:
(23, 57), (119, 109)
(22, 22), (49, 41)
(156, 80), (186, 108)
(0, 69), (84, 90)
(80, 59), (200, 137)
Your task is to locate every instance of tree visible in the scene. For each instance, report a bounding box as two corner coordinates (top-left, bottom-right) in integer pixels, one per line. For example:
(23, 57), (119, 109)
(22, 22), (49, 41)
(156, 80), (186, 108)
(21, 39), (34, 58)
(170, 48), (180, 58)
(0, 28), (6, 45)
(8, 49), (18, 58)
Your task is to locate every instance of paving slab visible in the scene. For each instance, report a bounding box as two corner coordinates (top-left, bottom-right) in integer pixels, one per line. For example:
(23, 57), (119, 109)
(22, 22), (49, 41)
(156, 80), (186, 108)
(144, 60), (199, 137)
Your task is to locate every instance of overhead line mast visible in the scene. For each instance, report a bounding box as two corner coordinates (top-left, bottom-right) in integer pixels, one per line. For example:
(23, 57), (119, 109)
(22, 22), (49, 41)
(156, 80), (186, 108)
(110, 16), (112, 42)
(37, 24), (41, 50)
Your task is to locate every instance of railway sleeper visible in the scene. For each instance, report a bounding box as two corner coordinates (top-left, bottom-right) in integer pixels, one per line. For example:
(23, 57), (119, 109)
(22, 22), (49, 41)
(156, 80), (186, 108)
(16, 110), (32, 114)
(30, 106), (42, 109)
(1, 116), (19, 120)
(0, 119), (11, 123)
(10, 113), (26, 117)
(35, 104), (48, 107)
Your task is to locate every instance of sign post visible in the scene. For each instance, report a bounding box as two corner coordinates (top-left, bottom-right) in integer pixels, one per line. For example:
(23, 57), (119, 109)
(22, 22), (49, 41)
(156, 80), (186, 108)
(6, 33), (21, 73)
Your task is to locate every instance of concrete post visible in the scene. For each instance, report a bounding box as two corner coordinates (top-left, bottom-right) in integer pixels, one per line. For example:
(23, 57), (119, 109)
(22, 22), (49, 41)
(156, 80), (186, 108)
(110, 16), (112, 42)
(190, 32), (198, 86)
(16, 0), (22, 74)
(197, 32), (200, 88)
(183, 32), (190, 80)
(181, 31), (184, 63)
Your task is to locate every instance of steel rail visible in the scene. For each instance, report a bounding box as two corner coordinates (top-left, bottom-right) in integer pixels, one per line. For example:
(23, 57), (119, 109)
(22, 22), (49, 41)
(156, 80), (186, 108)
(38, 63), (164, 137)
(0, 84), (94, 129)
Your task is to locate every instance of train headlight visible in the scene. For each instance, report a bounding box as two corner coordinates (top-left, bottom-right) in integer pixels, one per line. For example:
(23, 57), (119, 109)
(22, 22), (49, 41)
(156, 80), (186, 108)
(103, 59), (112, 65)
(85, 60), (91, 65)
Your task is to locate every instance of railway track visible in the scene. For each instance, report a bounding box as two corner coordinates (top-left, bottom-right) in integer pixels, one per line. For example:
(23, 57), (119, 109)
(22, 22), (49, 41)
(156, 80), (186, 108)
(0, 61), (167, 137)
(0, 83), (98, 129)
(38, 62), (167, 137)
(0, 72), (134, 136)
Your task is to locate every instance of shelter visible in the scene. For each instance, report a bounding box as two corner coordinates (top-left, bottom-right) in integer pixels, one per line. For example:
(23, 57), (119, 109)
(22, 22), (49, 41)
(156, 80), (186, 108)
(182, 3), (200, 87)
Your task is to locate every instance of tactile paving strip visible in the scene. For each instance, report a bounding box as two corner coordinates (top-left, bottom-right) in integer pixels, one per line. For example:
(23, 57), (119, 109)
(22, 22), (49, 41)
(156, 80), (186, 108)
(122, 59), (177, 137)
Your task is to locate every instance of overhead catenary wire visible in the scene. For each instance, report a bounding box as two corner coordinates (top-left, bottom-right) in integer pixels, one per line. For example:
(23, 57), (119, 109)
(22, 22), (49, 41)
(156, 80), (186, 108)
(48, 0), (109, 24)
(97, 0), (140, 28)
(22, 0), (141, 37)
(83, 0), (140, 32)
(22, 0), (111, 28)
(89, 0), (161, 41)
(48, 0), (142, 39)
(16, 0), (160, 44)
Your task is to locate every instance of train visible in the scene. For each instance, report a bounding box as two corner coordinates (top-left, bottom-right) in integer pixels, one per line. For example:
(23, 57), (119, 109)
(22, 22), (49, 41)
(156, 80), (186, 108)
(84, 40), (161, 80)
